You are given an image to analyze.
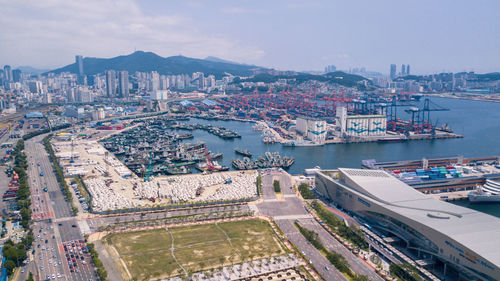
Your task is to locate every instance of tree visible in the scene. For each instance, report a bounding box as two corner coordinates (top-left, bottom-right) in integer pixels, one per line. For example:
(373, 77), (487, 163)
(3, 259), (16, 275)
(27, 272), (34, 281)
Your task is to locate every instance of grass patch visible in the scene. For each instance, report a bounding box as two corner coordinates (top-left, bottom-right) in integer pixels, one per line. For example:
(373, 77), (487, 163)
(104, 218), (284, 280)
(273, 180), (281, 193)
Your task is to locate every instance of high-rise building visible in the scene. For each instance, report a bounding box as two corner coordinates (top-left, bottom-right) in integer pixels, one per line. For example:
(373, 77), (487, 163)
(75, 55), (85, 85)
(3, 65), (12, 82)
(105, 70), (116, 97)
(406, 65), (410, 75)
(401, 64), (406, 76)
(28, 81), (43, 94)
(324, 65), (337, 73)
(117, 71), (129, 98)
(390, 64), (397, 79)
(12, 69), (21, 82)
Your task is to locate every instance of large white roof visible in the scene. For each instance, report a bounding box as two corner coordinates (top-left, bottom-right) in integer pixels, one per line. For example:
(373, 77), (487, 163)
(338, 168), (500, 267)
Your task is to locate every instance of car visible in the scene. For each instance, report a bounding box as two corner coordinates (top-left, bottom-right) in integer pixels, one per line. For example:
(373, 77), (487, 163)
(58, 260), (62, 265)
(70, 269), (74, 273)
(69, 265), (73, 269)
(40, 266), (44, 270)
(40, 256), (43, 260)
(71, 224), (77, 228)
(21, 269), (24, 273)
(57, 273), (61, 278)
(325, 266), (329, 271)
(53, 254), (57, 258)
(80, 256), (84, 260)
(65, 253), (69, 257)
(47, 274), (50, 279)
(45, 239), (48, 243)
(82, 260), (86, 264)
(52, 274), (56, 279)
(58, 223), (62, 226)
(38, 244), (41, 248)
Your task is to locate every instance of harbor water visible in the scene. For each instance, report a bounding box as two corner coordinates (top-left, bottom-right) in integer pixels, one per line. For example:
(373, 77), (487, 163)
(177, 97), (500, 217)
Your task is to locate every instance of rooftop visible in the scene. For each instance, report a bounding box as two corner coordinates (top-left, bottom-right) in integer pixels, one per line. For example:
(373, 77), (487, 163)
(335, 168), (500, 267)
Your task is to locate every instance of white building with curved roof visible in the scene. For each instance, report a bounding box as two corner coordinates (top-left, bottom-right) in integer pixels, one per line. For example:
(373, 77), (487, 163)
(315, 168), (500, 281)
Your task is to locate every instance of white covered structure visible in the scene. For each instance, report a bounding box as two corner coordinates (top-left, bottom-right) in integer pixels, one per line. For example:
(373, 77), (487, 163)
(315, 168), (500, 281)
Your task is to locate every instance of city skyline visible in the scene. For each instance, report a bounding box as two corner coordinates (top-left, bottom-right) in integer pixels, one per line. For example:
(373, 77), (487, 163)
(1, 0), (499, 75)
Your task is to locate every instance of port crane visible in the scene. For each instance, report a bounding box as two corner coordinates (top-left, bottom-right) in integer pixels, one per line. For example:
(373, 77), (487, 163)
(404, 98), (450, 134)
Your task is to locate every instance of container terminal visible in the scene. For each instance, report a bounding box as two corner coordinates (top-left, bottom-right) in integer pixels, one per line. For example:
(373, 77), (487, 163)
(178, 94), (463, 146)
(362, 156), (500, 198)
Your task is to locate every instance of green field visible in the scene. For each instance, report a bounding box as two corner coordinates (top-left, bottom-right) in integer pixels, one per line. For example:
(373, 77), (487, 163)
(104, 219), (285, 280)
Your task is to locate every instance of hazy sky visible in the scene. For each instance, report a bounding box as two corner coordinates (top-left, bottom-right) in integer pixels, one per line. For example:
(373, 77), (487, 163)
(0, 0), (499, 74)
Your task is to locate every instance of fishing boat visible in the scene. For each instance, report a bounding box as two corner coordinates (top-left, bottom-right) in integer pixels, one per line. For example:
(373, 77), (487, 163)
(234, 148), (252, 157)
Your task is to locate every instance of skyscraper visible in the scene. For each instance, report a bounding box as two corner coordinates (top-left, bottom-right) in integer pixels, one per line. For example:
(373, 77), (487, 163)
(3, 65), (12, 82)
(390, 64), (397, 79)
(324, 65), (336, 73)
(12, 69), (21, 82)
(406, 65), (410, 75)
(105, 70), (116, 97)
(75, 55), (85, 85)
(118, 71), (129, 98)
(401, 64), (406, 76)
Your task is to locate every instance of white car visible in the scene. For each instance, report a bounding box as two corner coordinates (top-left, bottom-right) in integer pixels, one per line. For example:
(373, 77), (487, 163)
(52, 274), (56, 279)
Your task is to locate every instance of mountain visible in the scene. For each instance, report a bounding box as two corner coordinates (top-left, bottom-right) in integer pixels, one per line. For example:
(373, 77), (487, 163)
(204, 56), (251, 66)
(234, 71), (369, 88)
(47, 51), (265, 78)
(16, 66), (49, 75)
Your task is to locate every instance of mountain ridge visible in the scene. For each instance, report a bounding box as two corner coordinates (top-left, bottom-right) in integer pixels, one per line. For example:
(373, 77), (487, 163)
(47, 51), (265, 78)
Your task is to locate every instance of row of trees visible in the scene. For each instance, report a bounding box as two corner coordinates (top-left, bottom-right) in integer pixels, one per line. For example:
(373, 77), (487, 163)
(1, 140), (35, 275)
(87, 243), (108, 281)
(310, 200), (368, 250)
(389, 263), (424, 281)
(294, 222), (368, 280)
(43, 135), (78, 215)
(12, 139), (32, 229)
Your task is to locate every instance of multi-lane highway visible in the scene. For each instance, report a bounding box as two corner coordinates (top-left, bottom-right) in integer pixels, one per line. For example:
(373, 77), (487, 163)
(18, 135), (98, 281)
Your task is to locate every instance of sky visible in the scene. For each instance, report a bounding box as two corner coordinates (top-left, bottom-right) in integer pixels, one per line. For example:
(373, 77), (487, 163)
(0, 0), (499, 75)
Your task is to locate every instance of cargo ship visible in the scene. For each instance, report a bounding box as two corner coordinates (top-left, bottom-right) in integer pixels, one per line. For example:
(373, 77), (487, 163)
(468, 180), (500, 203)
(234, 148), (252, 157)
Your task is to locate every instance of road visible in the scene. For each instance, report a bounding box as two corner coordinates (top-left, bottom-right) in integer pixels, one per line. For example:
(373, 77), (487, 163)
(297, 218), (383, 280)
(255, 170), (382, 281)
(18, 135), (98, 281)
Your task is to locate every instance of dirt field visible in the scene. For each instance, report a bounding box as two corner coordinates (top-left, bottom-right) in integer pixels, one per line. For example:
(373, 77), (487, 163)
(103, 218), (285, 280)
